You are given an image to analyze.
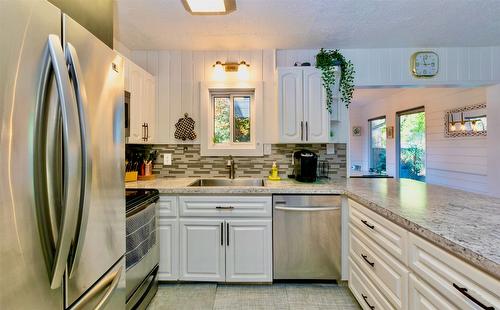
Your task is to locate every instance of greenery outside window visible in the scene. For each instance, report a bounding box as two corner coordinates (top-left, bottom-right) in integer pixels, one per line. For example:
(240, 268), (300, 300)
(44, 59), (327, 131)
(212, 92), (253, 145)
(369, 117), (386, 173)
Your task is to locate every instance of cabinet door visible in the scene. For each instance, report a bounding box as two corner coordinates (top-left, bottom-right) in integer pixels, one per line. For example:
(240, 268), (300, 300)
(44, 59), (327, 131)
(158, 219), (179, 281)
(225, 219), (272, 282)
(278, 68), (304, 142)
(303, 68), (330, 142)
(143, 73), (156, 143)
(179, 219), (225, 282)
(409, 274), (455, 310)
(126, 61), (144, 143)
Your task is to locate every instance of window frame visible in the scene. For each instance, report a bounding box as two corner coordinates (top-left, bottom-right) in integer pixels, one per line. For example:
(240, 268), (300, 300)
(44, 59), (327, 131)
(368, 116), (387, 173)
(211, 91), (254, 146)
(200, 81), (264, 157)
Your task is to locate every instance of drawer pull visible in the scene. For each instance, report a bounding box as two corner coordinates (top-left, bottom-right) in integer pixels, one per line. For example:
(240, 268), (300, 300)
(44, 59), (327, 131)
(452, 283), (494, 310)
(361, 254), (375, 267)
(216, 206), (234, 210)
(361, 219), (375, 229)
(361, 294), (375, 310)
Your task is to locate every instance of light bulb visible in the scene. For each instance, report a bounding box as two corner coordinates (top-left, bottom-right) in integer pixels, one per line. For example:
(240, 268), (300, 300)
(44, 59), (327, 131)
(460, 122), (466, 131)
(212, 61), (225, 81)
(237, 61), (250, 80)
(450, 122), (456, 131)
(472, 121), (477, 132)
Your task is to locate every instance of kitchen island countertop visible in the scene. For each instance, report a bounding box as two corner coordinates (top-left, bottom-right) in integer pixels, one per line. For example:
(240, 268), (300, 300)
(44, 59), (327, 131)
(126, 177), (500, 279)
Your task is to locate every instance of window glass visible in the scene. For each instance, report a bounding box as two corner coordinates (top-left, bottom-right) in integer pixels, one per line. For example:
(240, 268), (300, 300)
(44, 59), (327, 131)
(214, 96), (230, 144)
(233, 96), (251, 142)
(398, 110), (426, 181)
(369, 118), (386, 173)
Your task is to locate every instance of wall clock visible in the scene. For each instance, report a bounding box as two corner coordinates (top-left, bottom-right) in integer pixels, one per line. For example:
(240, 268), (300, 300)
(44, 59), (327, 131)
(411, 51), (439, 77)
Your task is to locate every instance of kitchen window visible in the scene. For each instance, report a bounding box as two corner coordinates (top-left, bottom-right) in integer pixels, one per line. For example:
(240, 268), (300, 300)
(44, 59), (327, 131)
(369, 116), (387, 173)
(200, 82), (264, 156)
(212, 93), (253, 145)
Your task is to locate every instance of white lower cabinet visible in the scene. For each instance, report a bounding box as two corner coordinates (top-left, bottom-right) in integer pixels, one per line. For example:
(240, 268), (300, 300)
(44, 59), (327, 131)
(225, 219), (272, 282)
(349, 257), (395, 310)
(409, 274), (455, 310)
(348, 198), (500, 310)
(179, 218), (272, 283)
(179, 219), (226, 282)
(158, 219), (179, 281)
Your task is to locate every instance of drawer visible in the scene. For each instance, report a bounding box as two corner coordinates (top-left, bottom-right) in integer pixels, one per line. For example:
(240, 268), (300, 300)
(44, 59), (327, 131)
(349, 199), (408, 263)
(349, 257), (395, 310)
(179, 196), (272, 217)
(159, 195), (178, 217)
(349, 224), (409, 309)
(408, 233), (500, 309)
(408, 274), (455, 310)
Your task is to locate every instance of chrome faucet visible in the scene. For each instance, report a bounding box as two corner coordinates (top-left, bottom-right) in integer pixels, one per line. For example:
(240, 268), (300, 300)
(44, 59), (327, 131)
(226, 155), (235, 179)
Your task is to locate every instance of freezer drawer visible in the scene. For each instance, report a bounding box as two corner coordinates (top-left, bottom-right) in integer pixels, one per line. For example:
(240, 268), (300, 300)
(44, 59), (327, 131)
(273, 195), (342, 280)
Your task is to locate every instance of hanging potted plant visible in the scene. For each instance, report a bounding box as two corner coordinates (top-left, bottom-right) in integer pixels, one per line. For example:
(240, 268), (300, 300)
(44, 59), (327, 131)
(315, 48), (355, 111)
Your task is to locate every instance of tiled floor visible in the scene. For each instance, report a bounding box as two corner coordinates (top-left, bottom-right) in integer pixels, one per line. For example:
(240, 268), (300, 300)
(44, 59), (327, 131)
(147, 283), (361, 310)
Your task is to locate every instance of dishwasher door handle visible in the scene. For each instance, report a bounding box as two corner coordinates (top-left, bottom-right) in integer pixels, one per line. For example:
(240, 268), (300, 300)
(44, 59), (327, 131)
(274, 206), (340, 212)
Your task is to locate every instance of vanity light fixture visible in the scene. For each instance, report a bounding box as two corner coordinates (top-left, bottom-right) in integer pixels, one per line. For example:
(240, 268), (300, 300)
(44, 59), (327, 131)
(212, 60), (250, 80)
(182, 0), (236, 15)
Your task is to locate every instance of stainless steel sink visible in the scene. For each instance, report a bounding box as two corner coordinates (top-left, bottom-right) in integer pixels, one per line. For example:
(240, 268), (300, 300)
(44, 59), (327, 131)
(188, 178), (265, 187)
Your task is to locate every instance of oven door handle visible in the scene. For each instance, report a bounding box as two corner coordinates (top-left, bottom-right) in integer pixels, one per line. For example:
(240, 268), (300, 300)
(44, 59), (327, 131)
(126, 197), (159, 217)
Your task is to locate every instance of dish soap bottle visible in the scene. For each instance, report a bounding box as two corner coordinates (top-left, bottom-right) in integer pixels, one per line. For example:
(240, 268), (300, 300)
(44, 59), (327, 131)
(268, 161), (281, 180)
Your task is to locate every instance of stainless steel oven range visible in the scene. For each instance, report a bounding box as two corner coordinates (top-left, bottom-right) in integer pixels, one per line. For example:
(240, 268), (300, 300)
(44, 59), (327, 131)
(126, 189), (160, 309)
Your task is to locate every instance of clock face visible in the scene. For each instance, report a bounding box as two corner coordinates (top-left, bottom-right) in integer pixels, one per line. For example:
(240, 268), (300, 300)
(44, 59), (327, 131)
(412, 52), (439, 77)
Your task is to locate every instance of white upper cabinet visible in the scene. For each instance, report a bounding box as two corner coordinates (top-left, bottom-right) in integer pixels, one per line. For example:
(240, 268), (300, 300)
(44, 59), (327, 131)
(124, 58), (156, 143)
(278, 67), (331, 143)
(303, 68), (330, 142)
(278, 68), (304, 142)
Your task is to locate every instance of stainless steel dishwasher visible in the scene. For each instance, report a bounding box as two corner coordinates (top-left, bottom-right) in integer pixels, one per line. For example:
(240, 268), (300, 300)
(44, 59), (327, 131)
(273, 195), (341, 280)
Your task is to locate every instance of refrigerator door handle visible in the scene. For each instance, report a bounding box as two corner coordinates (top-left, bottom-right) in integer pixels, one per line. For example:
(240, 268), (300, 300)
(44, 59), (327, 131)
(34, 34), (82, 289)
(65, 42), (93, 277)
(68, 265), (123, 310)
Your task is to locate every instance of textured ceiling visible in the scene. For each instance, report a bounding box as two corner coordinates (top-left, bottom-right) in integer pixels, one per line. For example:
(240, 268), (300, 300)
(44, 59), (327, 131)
(114, 0), (500, 50)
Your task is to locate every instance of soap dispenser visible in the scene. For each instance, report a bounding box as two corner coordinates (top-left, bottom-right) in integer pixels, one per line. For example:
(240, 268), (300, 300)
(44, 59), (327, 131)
(268, 161), (281, 180)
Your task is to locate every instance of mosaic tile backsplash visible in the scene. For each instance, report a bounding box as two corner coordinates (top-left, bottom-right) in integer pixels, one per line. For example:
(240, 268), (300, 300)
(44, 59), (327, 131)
(127, 144), (347, 180)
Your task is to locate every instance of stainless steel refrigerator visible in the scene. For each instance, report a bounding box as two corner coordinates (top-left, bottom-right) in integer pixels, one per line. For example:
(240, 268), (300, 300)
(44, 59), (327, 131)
(1, 0), (125, 309)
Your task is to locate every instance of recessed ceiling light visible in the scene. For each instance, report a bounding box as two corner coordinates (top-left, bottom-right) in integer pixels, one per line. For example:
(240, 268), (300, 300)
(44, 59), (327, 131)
(182, 0), (236, 15)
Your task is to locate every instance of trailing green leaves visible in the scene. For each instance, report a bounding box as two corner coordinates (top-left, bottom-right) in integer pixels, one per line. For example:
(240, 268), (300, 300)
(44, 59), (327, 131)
(315, 48), (355, 111)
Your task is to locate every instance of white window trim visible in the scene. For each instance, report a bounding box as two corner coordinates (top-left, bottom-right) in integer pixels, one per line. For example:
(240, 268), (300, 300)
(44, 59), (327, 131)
(200, 81), (264, 156)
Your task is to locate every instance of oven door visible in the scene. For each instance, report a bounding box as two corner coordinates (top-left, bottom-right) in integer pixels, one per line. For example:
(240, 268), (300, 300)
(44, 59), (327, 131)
(125, 199), (159, 303)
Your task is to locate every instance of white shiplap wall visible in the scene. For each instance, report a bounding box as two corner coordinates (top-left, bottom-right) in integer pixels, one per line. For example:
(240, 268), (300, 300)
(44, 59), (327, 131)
(350, 87), (490, 194)
(130, 50), (277, 144)
(277, 47), (500, 86)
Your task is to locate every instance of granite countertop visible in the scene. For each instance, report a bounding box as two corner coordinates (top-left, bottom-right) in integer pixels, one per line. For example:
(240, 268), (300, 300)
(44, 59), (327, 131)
(126, 177), (500, 279)
(126, 177), (346, 194)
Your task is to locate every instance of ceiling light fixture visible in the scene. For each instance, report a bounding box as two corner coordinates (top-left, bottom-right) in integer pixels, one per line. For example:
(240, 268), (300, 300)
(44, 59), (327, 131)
(182, 0), (236, 15)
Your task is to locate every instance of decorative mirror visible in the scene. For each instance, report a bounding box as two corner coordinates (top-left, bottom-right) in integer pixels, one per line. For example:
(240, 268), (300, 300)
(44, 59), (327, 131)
(444, 103), (487, 137)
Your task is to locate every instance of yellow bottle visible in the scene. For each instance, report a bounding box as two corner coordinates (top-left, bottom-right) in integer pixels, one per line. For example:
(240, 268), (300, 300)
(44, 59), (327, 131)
(268, 161), (281, 180)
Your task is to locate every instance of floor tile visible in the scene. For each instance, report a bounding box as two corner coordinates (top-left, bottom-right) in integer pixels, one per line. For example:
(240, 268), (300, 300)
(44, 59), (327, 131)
(147, 283), (360, 310)
(213, 284), (288, 310)
(147, 283), (216, 310)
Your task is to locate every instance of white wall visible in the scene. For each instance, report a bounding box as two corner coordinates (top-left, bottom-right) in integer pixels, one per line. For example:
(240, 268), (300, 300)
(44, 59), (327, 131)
(350, 87), (493, 194)
(113, 39), (132, 59)
(129, 50), (277, 144)
(487, 84), (500, 197)
(277, 47), (500, 87)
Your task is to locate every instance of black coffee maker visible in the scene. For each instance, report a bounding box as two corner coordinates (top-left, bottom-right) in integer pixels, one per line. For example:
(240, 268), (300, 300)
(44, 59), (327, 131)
(293, 149), (318, 182)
